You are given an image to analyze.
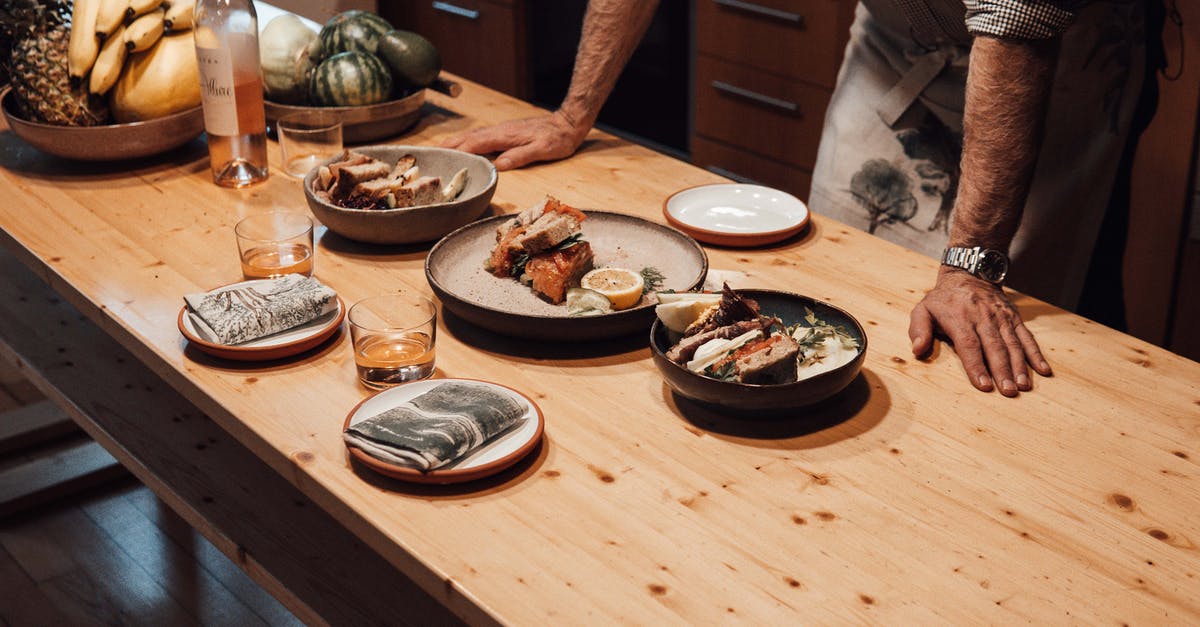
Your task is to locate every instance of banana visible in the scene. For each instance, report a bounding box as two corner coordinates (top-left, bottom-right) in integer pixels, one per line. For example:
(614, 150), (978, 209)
(127, 0), (162, 18)
(68, 0), (102, 79)
(95, 0), (129, 37)
(90, 24), (127, 94)
(162, 0), (194, 31)
(124, 9), (164, 52)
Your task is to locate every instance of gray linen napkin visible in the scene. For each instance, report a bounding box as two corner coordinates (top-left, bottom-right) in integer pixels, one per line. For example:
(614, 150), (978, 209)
(343, 381), (527, 471)
(184, 275), (337, 345)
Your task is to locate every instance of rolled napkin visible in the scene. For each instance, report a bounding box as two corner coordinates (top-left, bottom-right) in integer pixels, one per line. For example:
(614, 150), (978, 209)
(184, 275), (337, 345)
(344, 381), (528, 471)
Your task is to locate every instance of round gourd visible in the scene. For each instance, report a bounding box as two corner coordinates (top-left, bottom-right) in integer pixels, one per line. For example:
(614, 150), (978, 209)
(317, 10), (392, 59)
(110, 31), (201, 122)
(376, 29), (441, 89)
(310, 51), (393, 106)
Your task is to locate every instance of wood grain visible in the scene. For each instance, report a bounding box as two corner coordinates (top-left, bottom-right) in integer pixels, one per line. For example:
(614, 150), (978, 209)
(0, 73), (1198, 624)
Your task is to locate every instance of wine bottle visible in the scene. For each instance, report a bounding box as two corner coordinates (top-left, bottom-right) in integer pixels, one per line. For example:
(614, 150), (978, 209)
(193, 0), (268, 188)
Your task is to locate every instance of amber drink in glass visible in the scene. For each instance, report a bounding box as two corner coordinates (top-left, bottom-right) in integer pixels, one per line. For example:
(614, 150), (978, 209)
(349, 294), (437, 389)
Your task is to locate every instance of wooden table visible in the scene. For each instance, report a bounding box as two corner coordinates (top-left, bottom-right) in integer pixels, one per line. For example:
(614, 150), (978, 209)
(1, 76), (1198, 625)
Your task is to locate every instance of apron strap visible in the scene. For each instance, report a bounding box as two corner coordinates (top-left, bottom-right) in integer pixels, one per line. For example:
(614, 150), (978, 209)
(876, 48), (952, 128)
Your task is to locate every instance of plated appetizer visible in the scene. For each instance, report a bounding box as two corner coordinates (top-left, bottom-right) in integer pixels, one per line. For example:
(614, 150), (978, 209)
(311, 149), (468, 210)
(657, 285), (860, 385)
(485, 197), (662, 310)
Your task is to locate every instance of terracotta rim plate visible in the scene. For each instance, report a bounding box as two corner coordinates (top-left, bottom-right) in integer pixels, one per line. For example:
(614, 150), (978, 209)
(178, 282), (345, 361)
(425, 210), (708, 341)
(343, 378), (545, 484)
(663, 183), (810, 247)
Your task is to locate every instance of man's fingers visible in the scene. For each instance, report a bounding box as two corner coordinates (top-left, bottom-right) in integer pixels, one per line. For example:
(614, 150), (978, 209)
(494, 143), (549, 171)
(908, 303), (935, 358)
(439, 133), (466, 149)
(452, 130), (522, 157)
(999, 324), (1031, 391)
(1014, 322), (1052, 376)
(976, 321), (1017, 396)
(944, 326), (993, 392)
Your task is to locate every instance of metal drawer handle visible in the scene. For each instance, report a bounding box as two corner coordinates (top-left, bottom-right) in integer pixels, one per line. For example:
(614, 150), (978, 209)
(713, 0), (804, 25)
(711, 80), (799, 113)
(432, 1), (480, 20)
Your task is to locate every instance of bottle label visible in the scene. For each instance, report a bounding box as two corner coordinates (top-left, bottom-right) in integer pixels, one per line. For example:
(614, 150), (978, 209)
(196, 45), (238, 136)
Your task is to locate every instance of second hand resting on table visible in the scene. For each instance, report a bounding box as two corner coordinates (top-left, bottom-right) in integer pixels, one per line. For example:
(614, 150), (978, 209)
(440, 0), (1054, 397)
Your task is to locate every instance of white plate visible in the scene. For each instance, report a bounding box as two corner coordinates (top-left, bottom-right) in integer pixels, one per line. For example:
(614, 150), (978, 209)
(663, 183), (810, 246)
(343, 378), (545, 483)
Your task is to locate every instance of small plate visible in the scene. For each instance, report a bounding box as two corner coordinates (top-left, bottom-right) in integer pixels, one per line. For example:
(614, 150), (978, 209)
(343, 378), (544, 484)
(663, 183), (810, 247)
(178, 281), (345, 361)
(425, 210), (708, 341)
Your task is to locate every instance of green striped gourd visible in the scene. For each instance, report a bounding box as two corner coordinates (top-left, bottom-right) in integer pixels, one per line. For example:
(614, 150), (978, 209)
(309, 51), (393, 106)
(317, 10), (393, 58)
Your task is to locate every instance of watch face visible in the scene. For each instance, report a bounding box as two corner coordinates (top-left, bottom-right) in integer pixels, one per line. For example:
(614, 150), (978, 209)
(976, 250), (1009, 283)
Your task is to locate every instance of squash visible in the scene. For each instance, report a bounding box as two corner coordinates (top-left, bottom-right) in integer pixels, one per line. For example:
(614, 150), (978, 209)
(376, 29), (441, 90)
(109, 31), (201, 122)
(310, 51), (393, 106)
(316, 10), (392, 59)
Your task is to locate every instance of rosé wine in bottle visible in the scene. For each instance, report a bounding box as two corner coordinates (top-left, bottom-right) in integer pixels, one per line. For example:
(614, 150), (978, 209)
(194, 0), (268, 188)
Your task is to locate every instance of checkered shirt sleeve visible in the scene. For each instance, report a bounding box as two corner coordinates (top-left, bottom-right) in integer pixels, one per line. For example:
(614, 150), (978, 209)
(964, 1), (1085, 39)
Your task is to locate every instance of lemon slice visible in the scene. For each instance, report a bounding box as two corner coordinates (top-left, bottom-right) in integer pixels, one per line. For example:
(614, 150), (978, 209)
(580, 268), (644, 310)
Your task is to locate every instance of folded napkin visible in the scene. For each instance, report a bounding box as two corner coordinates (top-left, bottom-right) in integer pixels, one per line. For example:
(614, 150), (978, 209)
(344, 381), (527, 471)
(184, 275), (337, 345)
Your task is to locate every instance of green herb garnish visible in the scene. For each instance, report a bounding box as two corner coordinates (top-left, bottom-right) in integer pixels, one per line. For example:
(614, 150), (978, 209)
(640, 266), (666, 294)
(510, 233), (585, 278)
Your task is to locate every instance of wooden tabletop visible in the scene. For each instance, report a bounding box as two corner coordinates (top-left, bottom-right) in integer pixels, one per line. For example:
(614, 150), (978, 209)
(2, 76), (1198, 624)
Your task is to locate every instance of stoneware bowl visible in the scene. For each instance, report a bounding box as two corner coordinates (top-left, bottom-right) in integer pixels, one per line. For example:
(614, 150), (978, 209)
(265, 78), (460, 144)
(650, 289), (868, 415)
(303, 145), (498, 245)
(1, 87), (203, 161)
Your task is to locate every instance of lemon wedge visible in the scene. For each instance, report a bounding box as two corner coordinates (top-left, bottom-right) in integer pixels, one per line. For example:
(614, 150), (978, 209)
(580, 268), (644, 310)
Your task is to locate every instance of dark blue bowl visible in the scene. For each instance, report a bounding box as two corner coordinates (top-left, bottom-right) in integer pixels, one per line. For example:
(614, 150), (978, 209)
(650, 289), (868, 414)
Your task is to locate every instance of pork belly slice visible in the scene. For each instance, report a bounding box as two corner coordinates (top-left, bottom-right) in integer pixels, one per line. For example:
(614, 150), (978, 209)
(330, 159), (392, 199)
(526, 240), (594, 304)
(666, 317), (775, 365)
(684, 284), (762, 337)
(735, 333), (800, 384)
(388, 176), (445, 208)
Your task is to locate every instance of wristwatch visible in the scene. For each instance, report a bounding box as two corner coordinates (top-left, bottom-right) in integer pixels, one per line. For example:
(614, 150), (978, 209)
(941, 246), (1009, 284)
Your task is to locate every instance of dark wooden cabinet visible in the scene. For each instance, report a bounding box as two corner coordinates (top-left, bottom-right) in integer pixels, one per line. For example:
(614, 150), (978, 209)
(381, 0), (530, 98)
(690, 0), (855, 199)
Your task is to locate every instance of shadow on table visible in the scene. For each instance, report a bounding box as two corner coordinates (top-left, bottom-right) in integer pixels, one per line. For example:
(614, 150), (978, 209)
(440, 306), (648, 362)
(346, 436), (550, 498)
(179, 326), (348, 372)
(667, 368), (893, 449)
(0, 131), (208, 181)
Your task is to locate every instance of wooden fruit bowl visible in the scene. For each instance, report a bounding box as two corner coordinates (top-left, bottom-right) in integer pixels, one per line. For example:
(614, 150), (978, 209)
(264, 77), (461, 144)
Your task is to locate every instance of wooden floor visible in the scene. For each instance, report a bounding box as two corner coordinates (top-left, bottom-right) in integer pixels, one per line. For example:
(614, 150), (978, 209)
(0, 363), (301, 626)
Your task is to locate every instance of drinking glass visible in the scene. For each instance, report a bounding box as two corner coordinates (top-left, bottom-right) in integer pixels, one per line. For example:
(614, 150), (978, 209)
(277, 111), (343, 179)
(234, 211), (315, 279)
(349, 294), (437, 389)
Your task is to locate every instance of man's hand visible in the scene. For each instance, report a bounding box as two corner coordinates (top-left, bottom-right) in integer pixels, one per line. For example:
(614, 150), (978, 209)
(909, 270), (1052, 396)
(440, 110), (589, 171)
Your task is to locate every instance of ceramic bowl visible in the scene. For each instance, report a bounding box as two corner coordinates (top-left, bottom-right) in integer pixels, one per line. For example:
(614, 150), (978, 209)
(303, 145), (498, 245)
(663, 183), (810, 247)
(265, 79), (460, 144)
(1, 87), (203, 161)
(650, 289), (867, 415)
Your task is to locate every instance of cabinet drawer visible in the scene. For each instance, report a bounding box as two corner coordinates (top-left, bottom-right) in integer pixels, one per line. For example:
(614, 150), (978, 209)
(692, 136), (813, 203)
(381, 0), (528, 97)
(696, 0), (855, 88)
(694, 55), (831, 170)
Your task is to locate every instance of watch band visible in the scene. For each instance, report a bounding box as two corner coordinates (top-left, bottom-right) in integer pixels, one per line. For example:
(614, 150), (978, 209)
(941, 246), (1009, 284)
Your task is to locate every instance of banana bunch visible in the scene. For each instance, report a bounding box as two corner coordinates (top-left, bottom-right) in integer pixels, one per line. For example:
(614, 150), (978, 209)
(69, 0), (196, 96)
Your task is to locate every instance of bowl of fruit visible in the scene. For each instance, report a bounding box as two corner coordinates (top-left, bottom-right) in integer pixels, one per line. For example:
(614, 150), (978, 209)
(0, 0), (204, 161)
(259, 10), (454, 144)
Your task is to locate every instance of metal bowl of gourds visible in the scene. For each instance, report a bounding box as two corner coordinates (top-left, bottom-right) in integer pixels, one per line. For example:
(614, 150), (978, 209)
(260, 11), (455, 144)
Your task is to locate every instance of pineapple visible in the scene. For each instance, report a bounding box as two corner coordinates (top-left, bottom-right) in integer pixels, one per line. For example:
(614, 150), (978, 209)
(1, 0), (109, 126)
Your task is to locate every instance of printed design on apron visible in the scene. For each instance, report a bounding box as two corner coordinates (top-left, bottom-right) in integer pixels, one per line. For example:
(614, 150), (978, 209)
(849, 113), (962, 236)
(1082, 2), (1143, 134)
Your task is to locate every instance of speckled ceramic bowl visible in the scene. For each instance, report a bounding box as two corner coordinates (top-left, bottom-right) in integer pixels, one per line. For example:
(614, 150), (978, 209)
(1, 87), (203, 161)
(650, 289), (868, 414)
(303, 145), (498, 245)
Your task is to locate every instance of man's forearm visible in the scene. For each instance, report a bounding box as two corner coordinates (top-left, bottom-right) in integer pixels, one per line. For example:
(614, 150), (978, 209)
(949, 36), (1059, 252)
(558, 0), (661, 131)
